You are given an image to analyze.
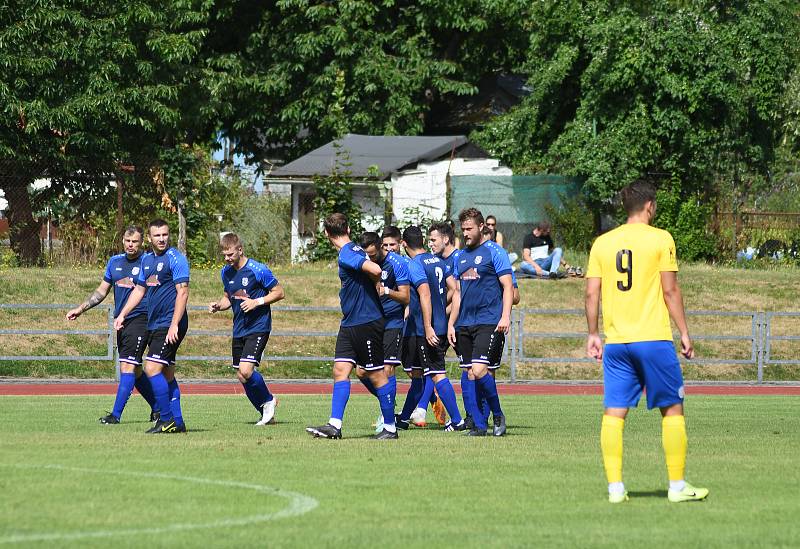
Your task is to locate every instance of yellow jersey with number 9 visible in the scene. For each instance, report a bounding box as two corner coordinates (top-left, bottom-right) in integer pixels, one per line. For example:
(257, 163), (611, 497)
(586, 223), (678, 343)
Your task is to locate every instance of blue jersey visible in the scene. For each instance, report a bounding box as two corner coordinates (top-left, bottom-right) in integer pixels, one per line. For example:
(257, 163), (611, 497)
(407, 252), (451, 336)
(485, 241), (518, 288)
(439, 248), (461, 279)
(221, 259), (278, 337)
(136, 247), (190, 330)
(337, 242), (384, 327)
(103, 253), (148, 319)
(379, 251), (410, 329)
(455, 242), (512, 328)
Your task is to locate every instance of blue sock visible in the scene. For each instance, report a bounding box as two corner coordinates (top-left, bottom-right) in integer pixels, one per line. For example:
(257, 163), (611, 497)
(435, 378), (462, 425)
(149, 373), (172, 422)
(480, 396), (491, 422)
(476, 374), (504, 417)
(388, 374), (397, 400)
(250, 370), (273, 405)
(134, 373), (156, 410)
(375, 382), (396, 428)
(418, 376), (435, 410)
(461, 370), (477, 419)
(399, 377), (424, 421)
(241, 377), (262, 412)
(359, 375), (378, 397)
(111, 372), (136, 420)
(330, 380), (350, 422)
(167, 379), (184, 426)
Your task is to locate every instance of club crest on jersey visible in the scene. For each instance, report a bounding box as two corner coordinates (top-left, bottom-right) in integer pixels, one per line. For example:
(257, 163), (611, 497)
(381, 270), (388, 280)
(474, 256), (483, 265)
(241, 277), (249, 286)
(157, 262), (164, 272)
(132, 267), (140, 276)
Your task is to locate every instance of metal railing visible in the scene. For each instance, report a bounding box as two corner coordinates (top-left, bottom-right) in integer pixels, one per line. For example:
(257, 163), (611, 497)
(0, 304), (795, 384)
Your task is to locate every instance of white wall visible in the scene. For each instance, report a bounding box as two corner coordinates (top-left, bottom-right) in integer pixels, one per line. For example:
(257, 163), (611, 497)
(391, 158), (511, 223)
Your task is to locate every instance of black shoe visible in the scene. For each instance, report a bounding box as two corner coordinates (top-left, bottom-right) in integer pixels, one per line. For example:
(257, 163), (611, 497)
(306, 423), (342, 439)
(146, 419), (178, 434)
(395, 415), (410, 430)
(444, 420), (467, 432)
(149, 410), (160, 423)
(465, 428), (487, 436)
(173, 423), (187, 433)
(372, 428), (399, 440)
(493, 415), (507, 436)
(464, 415), (475, 431)
(99, 413), (120, 424)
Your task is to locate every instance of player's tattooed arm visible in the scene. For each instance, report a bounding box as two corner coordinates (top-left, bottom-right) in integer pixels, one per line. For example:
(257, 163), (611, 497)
(66, 281), (111, 320)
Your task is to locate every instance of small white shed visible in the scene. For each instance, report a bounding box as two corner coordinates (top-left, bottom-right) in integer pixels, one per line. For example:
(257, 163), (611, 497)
(263, 134), (511, 261)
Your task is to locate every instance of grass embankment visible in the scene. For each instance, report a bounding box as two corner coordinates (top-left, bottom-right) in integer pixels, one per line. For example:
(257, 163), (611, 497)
(1, 261), (798, 381)
(0, 395), (798, 547)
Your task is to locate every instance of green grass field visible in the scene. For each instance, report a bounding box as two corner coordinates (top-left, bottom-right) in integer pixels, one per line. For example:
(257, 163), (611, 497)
(1, 394), (799, 547)
(2, 262), (800, 381)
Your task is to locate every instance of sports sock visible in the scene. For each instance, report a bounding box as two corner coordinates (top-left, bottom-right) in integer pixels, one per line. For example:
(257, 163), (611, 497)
(476, 374), (503, 417)
(241, 374), (262, 412)
(134, 372), (156, 410)
(460, 370), (477, 420)
(601, 415), (625, 484)
(149, 373), (172, 422)
(480, 396), (491, 422)
(359, 375), (378, 396)
(250, 369), (272, 405)
(608, 481), (625, 495)
(388, 374), (397, 405)
(111, 372), (136, 420)
(434, 378), (462, 425)
(662, 415), (687, 483)
(375, 382), (397, 432)
(416, 376), (435, 412)
(167, 379), (184, 426)
(399, 377), (424, 421)
(329, 380), (350, 426)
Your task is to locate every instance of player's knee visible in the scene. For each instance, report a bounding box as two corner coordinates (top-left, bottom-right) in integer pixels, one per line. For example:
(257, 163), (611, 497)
(120, 363), (136, 374)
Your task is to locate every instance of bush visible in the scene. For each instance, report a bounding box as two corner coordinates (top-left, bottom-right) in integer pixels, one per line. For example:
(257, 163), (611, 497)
(654, 186), (718, 261)
(544, 195), (595, 253)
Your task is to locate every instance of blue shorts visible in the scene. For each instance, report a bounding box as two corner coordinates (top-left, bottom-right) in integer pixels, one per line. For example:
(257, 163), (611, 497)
(603, 341), (685, 410)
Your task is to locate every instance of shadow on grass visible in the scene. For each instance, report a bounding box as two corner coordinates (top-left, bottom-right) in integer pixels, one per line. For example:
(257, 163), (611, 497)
(628, 490), (668, 498)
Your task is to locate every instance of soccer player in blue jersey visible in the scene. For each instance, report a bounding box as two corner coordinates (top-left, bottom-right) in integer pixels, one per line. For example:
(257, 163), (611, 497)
(447, 208), (513, 436)
(400, 226), (465, 432)
(115, 219), (190, 434)
(306, 213), (397, 440)
(209, 233), (285, 425)
(66, 225), (157, 424)
(356, 232), (409, 432)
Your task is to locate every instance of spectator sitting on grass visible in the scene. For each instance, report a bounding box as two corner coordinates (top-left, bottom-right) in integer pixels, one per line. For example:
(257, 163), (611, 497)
(519, 222), (565, 279)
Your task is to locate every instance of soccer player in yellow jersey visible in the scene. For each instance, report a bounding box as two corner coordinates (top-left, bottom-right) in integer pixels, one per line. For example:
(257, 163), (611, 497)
(585, 180), (709, 504)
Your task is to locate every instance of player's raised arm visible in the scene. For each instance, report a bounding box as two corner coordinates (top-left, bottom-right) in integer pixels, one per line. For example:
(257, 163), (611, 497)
(585, 277), (603, 362)
(209, 294), (232, 313)
(361, 258), (382, 283)
(661, 271), (694, 359)
(114, 285), (145, 331)
(66, 281), (112, 320)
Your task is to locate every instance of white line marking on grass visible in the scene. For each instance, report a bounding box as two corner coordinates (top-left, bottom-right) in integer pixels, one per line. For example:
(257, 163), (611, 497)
(0, 464), (319, 544)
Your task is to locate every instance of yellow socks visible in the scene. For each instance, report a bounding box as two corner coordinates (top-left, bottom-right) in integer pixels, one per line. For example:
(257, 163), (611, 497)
(662, 415), (688, 482)
(601, 415), (625, 484)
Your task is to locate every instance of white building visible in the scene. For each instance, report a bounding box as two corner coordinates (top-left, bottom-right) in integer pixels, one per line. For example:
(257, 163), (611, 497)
(263, 134), (511, 261)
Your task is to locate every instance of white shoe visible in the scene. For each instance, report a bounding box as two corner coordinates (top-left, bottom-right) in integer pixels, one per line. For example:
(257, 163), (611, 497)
(410, 407), (427, 427)
(256, 397), (277, 426)
(374, 414), (385, 433)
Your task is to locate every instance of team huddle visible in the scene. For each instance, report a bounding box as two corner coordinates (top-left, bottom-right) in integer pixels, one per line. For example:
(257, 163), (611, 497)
(66, 180), (708, 502)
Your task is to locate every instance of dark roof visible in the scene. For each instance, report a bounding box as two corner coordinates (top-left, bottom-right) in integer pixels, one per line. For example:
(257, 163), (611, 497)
(270, 134), (485, 180)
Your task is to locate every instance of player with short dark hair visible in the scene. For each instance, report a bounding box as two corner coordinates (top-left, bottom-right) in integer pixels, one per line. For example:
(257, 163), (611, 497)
(585, 179), (708, 503)
(67, 225), (157, 424)
(114, 219), (190, 434)
(447, 208), (513, 436)
(381, 225), (402, 254)
(398, 226), (465, 431)
(209, 233), (285, 425)
(307, 214), (397, 440)
(356, 231), (410, 432)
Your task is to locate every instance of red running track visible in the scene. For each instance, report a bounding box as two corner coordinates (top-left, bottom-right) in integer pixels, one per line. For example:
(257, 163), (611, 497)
(1, 382), (799, 396)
